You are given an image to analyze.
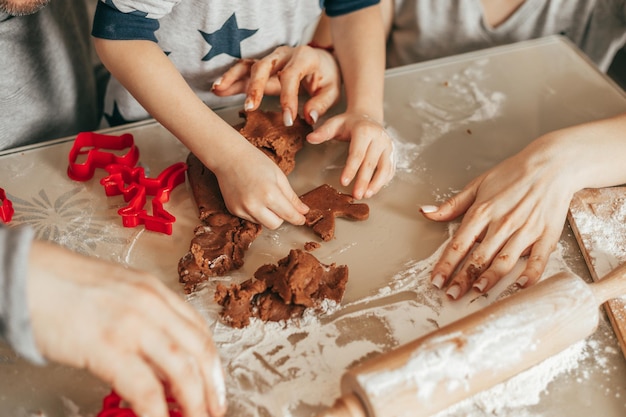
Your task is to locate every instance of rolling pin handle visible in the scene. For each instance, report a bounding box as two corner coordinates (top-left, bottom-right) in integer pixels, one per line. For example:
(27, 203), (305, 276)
(589, 262), (626, 304)
(316, 393), (368, 417)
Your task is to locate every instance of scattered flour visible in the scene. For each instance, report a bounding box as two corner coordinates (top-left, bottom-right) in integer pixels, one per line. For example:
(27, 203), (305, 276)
(182, 66), (623, 417)
(408, 61), (506, 147)
(569, 191), (626, 277)
(187, 225), (601, 417)
(568, 189), (626, 323)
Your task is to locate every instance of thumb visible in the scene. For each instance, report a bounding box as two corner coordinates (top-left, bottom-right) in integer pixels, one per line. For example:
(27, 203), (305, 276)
(303, 86), (340, 125)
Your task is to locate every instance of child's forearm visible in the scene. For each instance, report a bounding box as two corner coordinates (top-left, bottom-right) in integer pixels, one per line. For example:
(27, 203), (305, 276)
(330, 4), (385, 123)
(93, 38), (255, 171)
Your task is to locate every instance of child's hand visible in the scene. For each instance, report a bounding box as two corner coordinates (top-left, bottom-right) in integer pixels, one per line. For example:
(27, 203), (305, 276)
(307, 111), (395, 199)
(212, 44), (341, 126)
(213, 144), (309, 229)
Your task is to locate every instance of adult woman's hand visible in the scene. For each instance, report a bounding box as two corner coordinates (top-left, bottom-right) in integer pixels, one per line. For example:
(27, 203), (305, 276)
(421, 113), (626, 299)
(213, 44), (341, 126)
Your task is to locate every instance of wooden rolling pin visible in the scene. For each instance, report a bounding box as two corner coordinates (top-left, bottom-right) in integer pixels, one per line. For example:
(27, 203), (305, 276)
(318, 262), (626, 417)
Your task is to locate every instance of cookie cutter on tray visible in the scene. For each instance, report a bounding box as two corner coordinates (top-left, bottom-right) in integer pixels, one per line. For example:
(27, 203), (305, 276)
(0, 188), (14, 224)
(101, 162), (188, 235)
(66, 131), (187, 235)
(67, 131), (139, 181)
(97, 390), (182, 417)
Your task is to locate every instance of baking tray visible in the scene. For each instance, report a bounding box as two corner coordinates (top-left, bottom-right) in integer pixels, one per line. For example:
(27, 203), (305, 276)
(1, 36), (626, 417)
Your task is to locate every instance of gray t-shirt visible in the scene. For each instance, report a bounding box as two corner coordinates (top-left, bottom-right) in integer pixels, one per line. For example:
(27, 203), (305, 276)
(0, 0), (102, 363)
(0, 0), (102, 150)
(387, 0), (626, 72)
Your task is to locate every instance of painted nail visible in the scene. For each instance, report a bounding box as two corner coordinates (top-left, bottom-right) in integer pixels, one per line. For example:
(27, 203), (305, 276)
(212, 76), (222, 89)
(516, 276), (529, 287)
(432, 273), (445, 289)
(420, 205), (438, 214)
(309, 109), (319, 124)
(283, 109), (293, 127)
(446, 284), (461, 300)
(473, 277), (488, 293)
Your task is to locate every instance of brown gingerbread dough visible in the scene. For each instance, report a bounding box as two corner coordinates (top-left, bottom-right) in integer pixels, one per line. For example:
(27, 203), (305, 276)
(178, 110), (312, 293)
(215, 249), (348, 328)
(236, 109), (307, 174)
(177, 153), (262, 293)
(304, 241), (321, 251)
(300, 184), (370, 241)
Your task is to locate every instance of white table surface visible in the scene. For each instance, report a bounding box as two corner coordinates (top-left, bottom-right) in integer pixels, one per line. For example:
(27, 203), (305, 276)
(1, 35), (626, 417)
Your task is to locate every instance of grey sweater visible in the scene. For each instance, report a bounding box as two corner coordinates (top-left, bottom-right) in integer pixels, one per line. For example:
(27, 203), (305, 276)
(0, 0), (103, 363)
(0, 0), (102, 150)
(0, 225), (43, 364)
(387, 0), (626, 72)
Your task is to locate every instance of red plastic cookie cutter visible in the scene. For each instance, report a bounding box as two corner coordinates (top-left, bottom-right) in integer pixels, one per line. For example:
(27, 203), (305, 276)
(67, 132), (139, 181)
(0, 188), (14, 223)
(97, 390), (182, 417)
(100, 162), (188, 235)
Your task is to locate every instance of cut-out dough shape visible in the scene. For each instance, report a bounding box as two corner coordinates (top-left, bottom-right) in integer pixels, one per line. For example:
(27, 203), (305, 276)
(300, 184), (370, 241)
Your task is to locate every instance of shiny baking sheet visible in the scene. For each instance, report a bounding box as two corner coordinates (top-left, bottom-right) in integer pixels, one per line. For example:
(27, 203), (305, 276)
(2, 36), (626, 417)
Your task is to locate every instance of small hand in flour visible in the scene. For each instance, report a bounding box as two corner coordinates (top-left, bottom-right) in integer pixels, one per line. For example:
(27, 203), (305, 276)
(213, 44), (341, 127)
(307, 111), (396, 200)
(420, 131), (580, 300)
(215, 143), (309, 229)
(26, 240), (227, 417)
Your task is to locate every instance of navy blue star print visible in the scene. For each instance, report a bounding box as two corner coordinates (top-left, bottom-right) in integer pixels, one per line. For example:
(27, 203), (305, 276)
(199, 13), (258, 61)
(104, 101), (129, 127)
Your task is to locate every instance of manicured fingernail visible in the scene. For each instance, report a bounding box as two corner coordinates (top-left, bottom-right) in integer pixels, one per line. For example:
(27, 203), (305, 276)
(473, 278), (488, 293)
(432, 273), (445, 289)
(244, 98), (254, 111)
(420, 205), (438, 214)
(446, 284), (461, 300)
(309, 109), (319, 124)
(212, 76), (222, 89)
(283, 109), (293, 127)
(516, 276), (528, 287)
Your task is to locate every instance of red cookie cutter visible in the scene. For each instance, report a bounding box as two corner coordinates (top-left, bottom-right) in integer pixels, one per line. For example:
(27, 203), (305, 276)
(101, 162), (188, 235)
(97, 390), (182, 417)
(67, 132), (139, 181)
(0, 188), (14, 223)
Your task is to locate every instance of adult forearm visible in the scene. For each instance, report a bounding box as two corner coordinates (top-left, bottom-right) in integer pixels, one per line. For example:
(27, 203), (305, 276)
(534, 112), (626, 192)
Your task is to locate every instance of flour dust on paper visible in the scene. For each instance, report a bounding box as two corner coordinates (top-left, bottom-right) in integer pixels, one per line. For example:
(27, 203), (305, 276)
(186, 225), (601, 417)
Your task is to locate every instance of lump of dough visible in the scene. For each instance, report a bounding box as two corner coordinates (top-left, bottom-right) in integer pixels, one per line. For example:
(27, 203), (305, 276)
(215, 249), (348, 328)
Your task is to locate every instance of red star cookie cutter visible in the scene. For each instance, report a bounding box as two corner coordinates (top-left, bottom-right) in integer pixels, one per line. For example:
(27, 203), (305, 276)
(0, 188), (14, 223)
(67, 131), (139, 181)
(97, 390), (182, 417)
(101, 162), (188, 235)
